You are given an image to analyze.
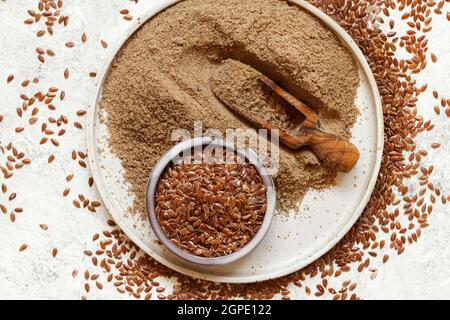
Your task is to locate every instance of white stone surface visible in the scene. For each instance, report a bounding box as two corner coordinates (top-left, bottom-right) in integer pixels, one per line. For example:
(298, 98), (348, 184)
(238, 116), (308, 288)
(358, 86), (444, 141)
(0, 0), (448, 299)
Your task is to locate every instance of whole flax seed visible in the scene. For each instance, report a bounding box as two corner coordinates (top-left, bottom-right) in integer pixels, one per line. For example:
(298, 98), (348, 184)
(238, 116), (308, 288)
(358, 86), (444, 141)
(155, 149), (267, 257)
(100, 0), (359, 218)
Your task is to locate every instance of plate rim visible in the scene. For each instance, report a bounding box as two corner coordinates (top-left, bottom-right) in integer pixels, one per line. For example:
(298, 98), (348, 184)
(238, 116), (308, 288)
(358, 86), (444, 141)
(86, 0), (384, 283)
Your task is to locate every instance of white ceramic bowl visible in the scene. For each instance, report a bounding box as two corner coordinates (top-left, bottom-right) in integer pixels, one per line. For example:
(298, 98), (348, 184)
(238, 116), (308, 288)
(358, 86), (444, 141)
(146, 137), (276, 266)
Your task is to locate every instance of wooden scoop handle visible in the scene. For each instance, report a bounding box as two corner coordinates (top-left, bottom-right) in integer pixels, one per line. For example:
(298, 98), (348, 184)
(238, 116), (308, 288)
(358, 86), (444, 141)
(306, 128), (360, 172)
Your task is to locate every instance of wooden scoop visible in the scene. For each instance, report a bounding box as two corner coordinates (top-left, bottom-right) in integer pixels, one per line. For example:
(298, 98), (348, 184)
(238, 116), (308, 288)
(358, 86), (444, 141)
(211, 61), (360, 172)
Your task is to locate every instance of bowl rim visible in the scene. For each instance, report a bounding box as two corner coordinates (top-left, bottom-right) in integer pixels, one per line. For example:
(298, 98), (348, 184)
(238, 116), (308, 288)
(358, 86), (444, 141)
(145, 137), (276, 266)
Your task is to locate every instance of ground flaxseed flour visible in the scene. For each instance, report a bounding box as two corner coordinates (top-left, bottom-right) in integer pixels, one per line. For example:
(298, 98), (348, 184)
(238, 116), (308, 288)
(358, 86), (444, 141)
(100, 0), (359, 219)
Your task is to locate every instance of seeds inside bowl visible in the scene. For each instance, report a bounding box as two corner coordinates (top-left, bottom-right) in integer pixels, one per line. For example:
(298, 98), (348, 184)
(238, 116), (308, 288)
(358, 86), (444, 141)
(154, 147), (267, 258)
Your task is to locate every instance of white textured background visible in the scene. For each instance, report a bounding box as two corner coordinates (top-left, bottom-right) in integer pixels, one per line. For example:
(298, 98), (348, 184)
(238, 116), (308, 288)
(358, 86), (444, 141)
(0, 0), (449, 299)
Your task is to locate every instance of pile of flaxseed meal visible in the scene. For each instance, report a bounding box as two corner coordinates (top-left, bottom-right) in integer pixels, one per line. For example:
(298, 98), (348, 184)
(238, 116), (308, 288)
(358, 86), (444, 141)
(1, 0), (448, 300)
(101, 0), (360, 216)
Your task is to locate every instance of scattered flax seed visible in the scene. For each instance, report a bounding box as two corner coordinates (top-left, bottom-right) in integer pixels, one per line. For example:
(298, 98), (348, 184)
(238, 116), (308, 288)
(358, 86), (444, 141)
(19, 244), (28, 252)
(65, 42), (75, 48)
(66, 174), (74, 182)
(89, 72), (97, 78)
(63, 188), (70, 197)
(48, 155), (55, 163)
(123, 15), (133, 21)
(79, 160), (87, 168)
(433, 90), (439, 99)
(106, 220), (116, 227)
(39, 224), (48, 231)
(81, 32), (87, 43)
(101, 40), (108, 48)
(64, 68), (69, 79)
(74, 122), (83, 129)
(91, 201), (101, 208)
(7, 74), (14, 83)
(434, 106), (440, 115)
(431, 143), (441, 149)
(51, 139), (60, 147)
(430, 53), (437, 63)
(52, 248), (58, 258)
(72, 270), (78, 278)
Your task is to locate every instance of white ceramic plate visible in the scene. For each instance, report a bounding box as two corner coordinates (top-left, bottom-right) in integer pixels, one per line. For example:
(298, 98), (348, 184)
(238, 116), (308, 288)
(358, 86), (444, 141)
(86, 0), (383, 283)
